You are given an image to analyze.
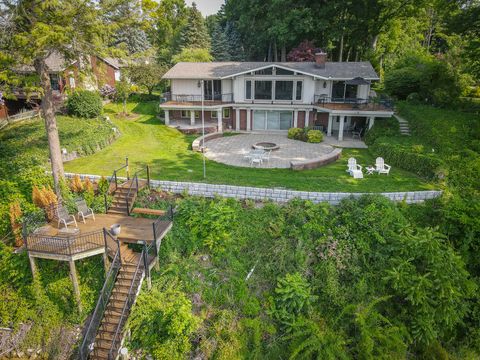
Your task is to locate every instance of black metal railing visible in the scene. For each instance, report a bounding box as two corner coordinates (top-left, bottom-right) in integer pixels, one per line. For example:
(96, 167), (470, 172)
(108, 248), (145, 360)
(25, 230), (104, 256)
(79, 246), (121, 360)
(164, 92), (233, 103)
(107, 158), (129, 195)
(313, 96), (394, 111)
(125, 166), (151, 216)
(151, 204), (173, 255)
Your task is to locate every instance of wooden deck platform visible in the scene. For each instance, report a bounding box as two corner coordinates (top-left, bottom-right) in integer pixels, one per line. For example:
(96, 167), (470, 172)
(27, 214), (172, 261)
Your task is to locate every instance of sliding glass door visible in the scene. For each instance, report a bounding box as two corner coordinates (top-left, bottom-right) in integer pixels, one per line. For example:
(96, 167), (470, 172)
(253, 110), (293, 130)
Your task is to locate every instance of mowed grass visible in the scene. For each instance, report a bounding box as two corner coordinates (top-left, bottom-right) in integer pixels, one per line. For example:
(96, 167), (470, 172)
(64, 100), (435, 192)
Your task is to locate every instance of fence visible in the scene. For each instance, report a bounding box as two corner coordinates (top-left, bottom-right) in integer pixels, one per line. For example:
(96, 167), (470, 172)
(0, 110), (41, 130)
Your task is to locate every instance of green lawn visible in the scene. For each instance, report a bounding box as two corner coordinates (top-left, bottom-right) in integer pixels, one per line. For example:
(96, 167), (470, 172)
(64, 100), (434, 192)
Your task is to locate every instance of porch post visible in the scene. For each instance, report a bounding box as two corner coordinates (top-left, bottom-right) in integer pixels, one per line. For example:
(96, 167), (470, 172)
(338, 115), (345, 141)
(217, 109), (223, 132)
(368, 116), (375, 130)
(327, 114), (333, 136)
(69, 260), (82, 312)
(28, 255), (38, 278)
(293, 110), (298, 128)
(164, 109), (169, 125)
(246, 109), (251, 131)
(235, 109), (240, 130)
(190, 110), (195, 126)
(305, 110), (310, 127)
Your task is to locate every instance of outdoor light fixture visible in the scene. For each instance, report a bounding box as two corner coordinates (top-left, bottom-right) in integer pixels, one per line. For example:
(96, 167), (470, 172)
(197, 80), (201, 88)
(323, 81), (327, 88)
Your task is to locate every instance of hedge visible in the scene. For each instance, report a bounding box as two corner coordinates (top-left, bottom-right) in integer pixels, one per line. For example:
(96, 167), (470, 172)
(66, 90), (102, 118)
(370, 141), (444, 179)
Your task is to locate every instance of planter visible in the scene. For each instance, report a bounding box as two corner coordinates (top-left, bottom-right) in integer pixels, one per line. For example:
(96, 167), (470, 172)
(110, 224), (121, 236)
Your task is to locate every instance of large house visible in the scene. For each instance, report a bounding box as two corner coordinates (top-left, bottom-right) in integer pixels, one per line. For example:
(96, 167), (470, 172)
(1, 52), (125, 118)
(160, 52), (394, 141)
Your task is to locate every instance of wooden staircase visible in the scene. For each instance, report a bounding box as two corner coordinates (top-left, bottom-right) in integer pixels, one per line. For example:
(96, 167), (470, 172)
(108, 180), (146, 216)
(89, 246), (144, 360)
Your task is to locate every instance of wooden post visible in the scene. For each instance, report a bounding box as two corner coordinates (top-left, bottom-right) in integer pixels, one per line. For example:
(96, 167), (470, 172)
(146, 165), (150, 189)
(164, 109), (169, 125)
(126, 157), (129, 180)
(28, 255), (38, 278)
(103, 252), (110, 275)
(69, 260), (82, 312)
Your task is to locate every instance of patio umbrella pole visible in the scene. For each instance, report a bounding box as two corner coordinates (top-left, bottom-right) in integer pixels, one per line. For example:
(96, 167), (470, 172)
(201, 80), (206, 178)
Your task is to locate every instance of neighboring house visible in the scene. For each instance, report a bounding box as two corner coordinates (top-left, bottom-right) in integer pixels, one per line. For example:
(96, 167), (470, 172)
(160, 52), (394, 141)
(1, 52), (125, 119)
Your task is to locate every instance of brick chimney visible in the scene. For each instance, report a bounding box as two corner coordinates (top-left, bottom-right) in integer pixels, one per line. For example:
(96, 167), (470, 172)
(314, 52), (327, 68)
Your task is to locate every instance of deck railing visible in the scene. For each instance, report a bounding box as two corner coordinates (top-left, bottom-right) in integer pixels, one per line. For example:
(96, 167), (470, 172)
(313, 96), (394, 110)
(79, 246), (121, 360)
(125, 165), (151, 216)
(163, 92), (233, 103)
(25, 230), (104, 256)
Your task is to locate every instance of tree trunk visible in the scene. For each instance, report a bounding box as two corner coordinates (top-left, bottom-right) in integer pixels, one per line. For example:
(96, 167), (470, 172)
(371, 34), (379, 51)
(273, 39), (278, 62)
(34, 58), (64, 197)
(267, 41), (272, 62)
(280, 44), (286, 62)
(123, 98), (127, 114)
(338, 33), (344, 62)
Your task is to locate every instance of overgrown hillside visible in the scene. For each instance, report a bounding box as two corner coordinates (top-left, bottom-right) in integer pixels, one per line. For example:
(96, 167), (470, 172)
(127, 194), (477, 359)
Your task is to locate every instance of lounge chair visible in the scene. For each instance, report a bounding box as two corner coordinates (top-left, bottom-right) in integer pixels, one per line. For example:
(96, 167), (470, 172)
(56, 204), (78, 229)
(352, 127), (364, 140)
(375, 157), (391, 175)
(76, 199), (95, 223)
(346, 157), (363, 179)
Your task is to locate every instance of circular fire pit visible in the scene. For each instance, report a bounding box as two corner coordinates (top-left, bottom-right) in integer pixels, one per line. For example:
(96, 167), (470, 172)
(252, 142), (280, 151)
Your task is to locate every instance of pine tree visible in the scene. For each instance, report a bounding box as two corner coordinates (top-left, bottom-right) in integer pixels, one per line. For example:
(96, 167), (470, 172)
(115, 27), (151, 55)
(180, 2), (211, 50)
(211, 24), (231, 61)
(225, 22), (245, 61)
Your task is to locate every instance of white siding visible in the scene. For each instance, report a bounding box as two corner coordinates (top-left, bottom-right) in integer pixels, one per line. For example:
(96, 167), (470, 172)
(302, 77), (316, 104)
(222, 79), (232, 95)
(315, 79), (332, 98)
(233, 75), (246, 102)
(171, 79), (201, 96)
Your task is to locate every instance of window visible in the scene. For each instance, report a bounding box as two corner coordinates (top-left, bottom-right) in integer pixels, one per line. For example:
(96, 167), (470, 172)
(245, 80), (252, 100)
(253, 110), (293, 130)
(211, 111), (217, 118)
(114, 70), (121, 81)
(296, 81), (303, 100)
(69, 76), (76, 89)
(204, 80), (222, 101)
(181, 110), (189, 118)
(195, 111), (200, 118)
(254, 80), (272, 100)
(332, 81), (357, 101)
(276, 68), (294, 75)
(50, 74), (60, 91)
(275, 81), (293, 100)
(254, 68), (273, 75)
(223, 108), (230, 118)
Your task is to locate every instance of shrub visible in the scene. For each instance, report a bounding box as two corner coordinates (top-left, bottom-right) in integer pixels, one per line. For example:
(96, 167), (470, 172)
(307, 129), (323, 143)
(66, 90), (102, 118)
(288, 128), (304, 140)
(370, 141), (443, 179)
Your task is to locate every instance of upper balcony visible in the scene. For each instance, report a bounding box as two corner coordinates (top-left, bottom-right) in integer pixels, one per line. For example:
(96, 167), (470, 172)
(314, 95), (394, 112)
(161, 92), (233, 106)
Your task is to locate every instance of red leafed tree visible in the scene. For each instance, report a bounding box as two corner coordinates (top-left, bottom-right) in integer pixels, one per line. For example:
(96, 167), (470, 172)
(287, 41), (322, 62)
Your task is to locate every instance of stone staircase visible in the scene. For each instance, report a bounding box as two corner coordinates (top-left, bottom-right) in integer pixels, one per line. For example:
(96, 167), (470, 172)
(89, 245), (144, 360)
(394, 114), (411, 136)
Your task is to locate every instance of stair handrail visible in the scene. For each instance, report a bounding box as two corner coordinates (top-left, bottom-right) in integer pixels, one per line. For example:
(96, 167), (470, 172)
(108, 248), (145, 360)
(125, 172), (139, 216)
(79, 247), (121, 359)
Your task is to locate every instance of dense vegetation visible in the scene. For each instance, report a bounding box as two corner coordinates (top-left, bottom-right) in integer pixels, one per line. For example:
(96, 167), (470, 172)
(66, 90), (103, 119)
(127, 194), (477, 359)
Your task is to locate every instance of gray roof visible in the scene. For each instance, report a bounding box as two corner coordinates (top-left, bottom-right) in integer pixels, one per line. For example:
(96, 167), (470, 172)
(16, 52), (74, 73)
(163, 61), (379, 80)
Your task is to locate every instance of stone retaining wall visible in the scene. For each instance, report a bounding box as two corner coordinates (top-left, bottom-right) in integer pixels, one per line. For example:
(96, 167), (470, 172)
(65, 173), (442, 205)
(291, 148), (342, 170)
(192, 132), (224, 152)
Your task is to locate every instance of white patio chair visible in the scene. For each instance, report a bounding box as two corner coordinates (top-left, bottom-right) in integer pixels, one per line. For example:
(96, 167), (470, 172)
(346, 157), (363, 179)
(250, 154), (263, 167)
(56, 204), (78, 229)
(261, 150), (271, 163)
(375, 157), (391, 175)
(76, 199), (95, 223)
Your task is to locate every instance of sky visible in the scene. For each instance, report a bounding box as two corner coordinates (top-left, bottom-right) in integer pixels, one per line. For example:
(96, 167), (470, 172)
(190, 0), (223, 15)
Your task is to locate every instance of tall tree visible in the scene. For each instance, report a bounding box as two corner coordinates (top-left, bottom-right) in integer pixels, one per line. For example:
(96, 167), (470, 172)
(180, 2), (211, 50)
(0, 0), (115, 194)
(211, 24), (230, 61)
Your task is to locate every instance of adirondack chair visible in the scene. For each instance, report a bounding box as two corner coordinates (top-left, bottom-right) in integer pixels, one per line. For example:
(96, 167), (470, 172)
(375, 157), (391, 175)
(346, 157), (363, 179)
(352, 127), (364, 140)
(56, 204), (78, 229)
(76, 199), (95, 223)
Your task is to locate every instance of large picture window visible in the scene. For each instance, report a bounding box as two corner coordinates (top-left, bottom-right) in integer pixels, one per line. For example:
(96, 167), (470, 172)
(245, 80), (252, 99)
(253, 110), (292, 130)
(275, 81), (293, 100)
(254, 81), (272, 100)
(332, 81), (357, 101)
(204, 80), (222, 101)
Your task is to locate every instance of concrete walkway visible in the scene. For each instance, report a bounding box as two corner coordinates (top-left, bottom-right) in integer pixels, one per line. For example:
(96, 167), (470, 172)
(203, 134), (336, 168)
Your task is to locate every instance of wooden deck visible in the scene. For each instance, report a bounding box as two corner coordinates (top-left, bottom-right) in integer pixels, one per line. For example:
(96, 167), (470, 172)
(27, 214), (172, 260)
(318, 102), (393, 112)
